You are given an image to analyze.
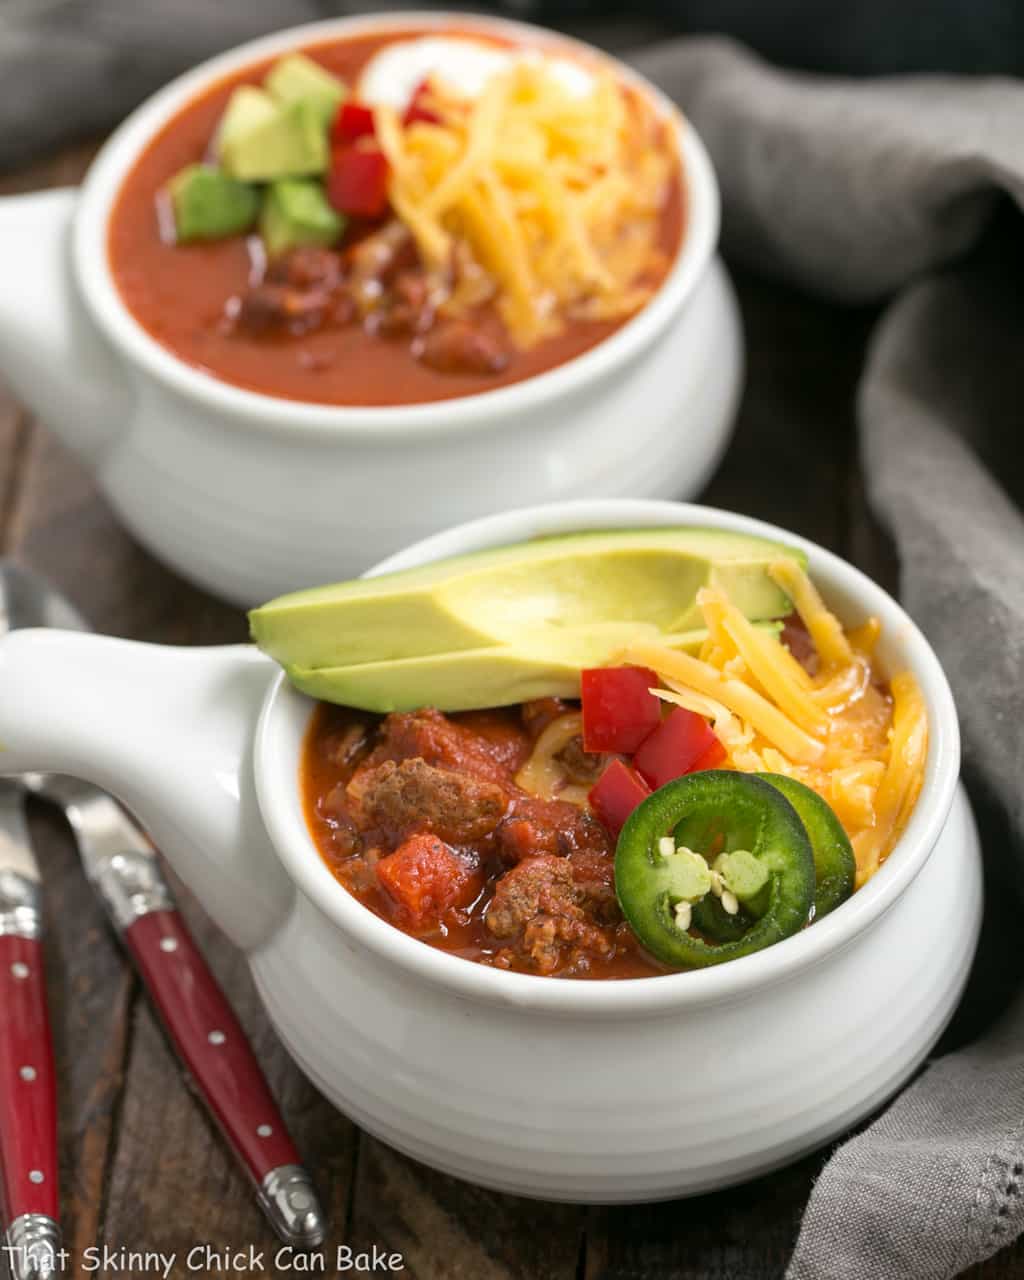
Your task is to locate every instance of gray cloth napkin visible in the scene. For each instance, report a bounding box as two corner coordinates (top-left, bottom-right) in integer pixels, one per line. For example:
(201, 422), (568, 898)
(629, 36), (1024, 1279)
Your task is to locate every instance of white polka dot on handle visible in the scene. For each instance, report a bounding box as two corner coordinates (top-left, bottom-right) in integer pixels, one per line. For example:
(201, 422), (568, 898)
(208, 1030), (226, 1046)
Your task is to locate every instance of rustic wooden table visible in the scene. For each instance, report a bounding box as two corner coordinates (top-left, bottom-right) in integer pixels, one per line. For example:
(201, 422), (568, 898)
(0, 147), (1016, 1280)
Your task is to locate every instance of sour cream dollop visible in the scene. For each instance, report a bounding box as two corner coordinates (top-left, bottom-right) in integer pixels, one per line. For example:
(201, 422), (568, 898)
(358, 36), (596, 110)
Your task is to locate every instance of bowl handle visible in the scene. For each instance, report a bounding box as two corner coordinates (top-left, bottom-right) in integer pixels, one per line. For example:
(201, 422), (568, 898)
(0, 630), (293, 952)
(0, 189), (132, 470)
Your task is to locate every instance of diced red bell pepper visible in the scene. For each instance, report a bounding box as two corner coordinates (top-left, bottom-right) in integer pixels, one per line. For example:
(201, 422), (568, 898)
(332, 100), (377, 144)
(376, 833), (479, 931)
(403, 79), (442, 127)
(633, 707), (721, 790)
(690, 737), (728, 772)
(589, 759), (651, 840)
(581, 665), (662, 754)
(327, 144), (390, 218)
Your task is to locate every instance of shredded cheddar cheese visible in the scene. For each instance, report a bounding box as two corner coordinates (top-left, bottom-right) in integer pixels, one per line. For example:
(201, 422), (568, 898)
(374, 60), (676, 346)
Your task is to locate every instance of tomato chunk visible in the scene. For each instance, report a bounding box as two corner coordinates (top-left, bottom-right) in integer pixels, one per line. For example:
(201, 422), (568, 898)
(633, 707), (720, 789)
(376, 833), (478, 931)
(327, 145), (390, 218)
(403, 80), (442, 127)
(581, 666), (662, 754)
(332, 100), (376, 144)
(691, 737), (728, 772)
(589, 759), (651, 840)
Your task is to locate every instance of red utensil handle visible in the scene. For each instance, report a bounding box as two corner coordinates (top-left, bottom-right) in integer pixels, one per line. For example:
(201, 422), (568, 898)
(0, 935), (58, 1224)
(124, 911), (299, 1183)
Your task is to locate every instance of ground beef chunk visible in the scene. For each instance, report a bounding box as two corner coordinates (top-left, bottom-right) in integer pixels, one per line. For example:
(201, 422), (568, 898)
(556, 735), (606, 785)
(485, 855), (615, 975)
(361, 757), (508, 845)
(416, 321), (509, 375)
(266, 245), (344, 290)
(369, 708), (527, 785)
(567, 848), (620, 924)
(497, 795), (611, 864)
(234, 283), (333, 335)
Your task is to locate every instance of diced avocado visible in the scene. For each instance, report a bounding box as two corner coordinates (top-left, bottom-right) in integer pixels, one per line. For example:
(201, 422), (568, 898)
(216, 86), (278, 157)
(221, 97), (328, 182)
(260, 179), (344, 256)
(249, 528), (806, 675)
(265, 53), (346, 125)
(167, 165), (259, 242)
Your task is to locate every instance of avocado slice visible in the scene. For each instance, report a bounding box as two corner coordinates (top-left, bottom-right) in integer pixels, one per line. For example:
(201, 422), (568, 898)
(250, 528), (804, 672)
(220, 95), (328, 182)
(260, 179), (344, 256)
(167, 165), (259, 242)
(265, 53), (346, 126)
(280, 622), (781, 713)
(282, 622), (681, 712)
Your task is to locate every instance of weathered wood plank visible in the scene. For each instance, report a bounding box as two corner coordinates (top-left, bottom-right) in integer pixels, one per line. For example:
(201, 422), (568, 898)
(0, 142), (100, 196)
(586, 1154), (825, 1280)
(346, 1138), (584, 1280)
(0, 393), (29, 547)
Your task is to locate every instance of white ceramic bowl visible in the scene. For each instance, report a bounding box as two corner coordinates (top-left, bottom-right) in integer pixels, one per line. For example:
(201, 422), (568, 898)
(0, 14), (741, 606)
(0, 499), (980, 1202)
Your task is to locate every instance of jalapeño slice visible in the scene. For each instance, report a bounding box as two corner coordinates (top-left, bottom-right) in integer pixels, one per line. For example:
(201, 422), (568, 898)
(614, 771), (815, 969)
(756, 773), (856, 918)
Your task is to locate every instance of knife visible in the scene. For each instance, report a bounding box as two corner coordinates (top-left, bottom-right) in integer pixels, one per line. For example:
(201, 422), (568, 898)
(0, 781), (61, 1280)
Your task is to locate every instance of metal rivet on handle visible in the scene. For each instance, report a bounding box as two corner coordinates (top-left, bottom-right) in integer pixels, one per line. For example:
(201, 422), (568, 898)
(160, 937), (179, 953)
(19, 1066), (36, 1082)
(257, 1124), (273, 1138)
(208, 1030), (226, 1046)
(11, 962), (29, 980)
(29, 1171), (44, 1185)
(288, 1188), (314, 1212)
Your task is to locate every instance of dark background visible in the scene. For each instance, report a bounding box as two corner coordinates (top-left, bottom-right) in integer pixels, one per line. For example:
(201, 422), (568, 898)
(528, 0), (1024, 74)
(2, 0), (1023, 175)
